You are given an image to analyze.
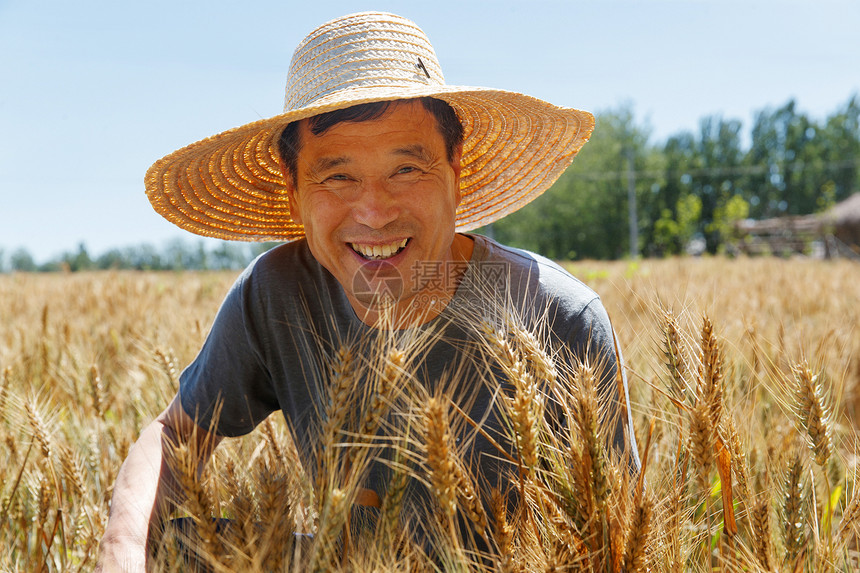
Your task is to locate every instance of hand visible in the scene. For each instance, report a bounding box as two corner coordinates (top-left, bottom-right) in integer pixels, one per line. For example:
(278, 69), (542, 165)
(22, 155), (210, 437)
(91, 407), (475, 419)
(96, 533), (148, 572)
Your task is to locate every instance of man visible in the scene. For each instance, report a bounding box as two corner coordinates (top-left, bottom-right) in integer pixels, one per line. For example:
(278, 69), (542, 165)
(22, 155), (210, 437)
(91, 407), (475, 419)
(98, 11), (637, 570)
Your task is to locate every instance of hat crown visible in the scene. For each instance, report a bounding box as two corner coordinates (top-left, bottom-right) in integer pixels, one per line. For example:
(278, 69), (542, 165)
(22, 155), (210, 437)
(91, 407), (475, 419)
(284, 12), (445, 111)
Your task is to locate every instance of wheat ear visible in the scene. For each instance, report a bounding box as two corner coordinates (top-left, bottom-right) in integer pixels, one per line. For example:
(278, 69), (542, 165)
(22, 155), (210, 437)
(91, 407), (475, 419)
(793, 360), (833, 467)
(698, 314), (723, 430)
(311, 487), (348, 573)
(662, 310), (690, 406)
(456, 461), (488, 538)
(58, 444), (85, 499)
(507, 359), (541, 473)
(25, 396), (53, 460)
(88, 364), (106, 418)
(781, 451), (807, 566)
(320, 345), (356, 453)
(490, 487), (514, 562)
(255, 459), (295, 572)
(0, 366), (11, 423)
(360, 347), (405, 439)
(689, 401), (714, 491)
(751, 493), (774, 572)
(572, 362), (609, 509)
(423, 396), (459, 520)
(622, 419), (655, 572)
(622, 495), (653, 573)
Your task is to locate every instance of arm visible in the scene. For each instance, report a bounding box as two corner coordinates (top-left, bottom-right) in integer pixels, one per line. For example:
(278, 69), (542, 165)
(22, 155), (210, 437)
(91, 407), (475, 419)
(96, 394), (223, 572)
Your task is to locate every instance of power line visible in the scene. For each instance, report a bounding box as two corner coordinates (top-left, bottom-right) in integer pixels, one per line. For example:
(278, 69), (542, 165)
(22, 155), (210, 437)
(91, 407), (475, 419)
(564, 158), (859, 182)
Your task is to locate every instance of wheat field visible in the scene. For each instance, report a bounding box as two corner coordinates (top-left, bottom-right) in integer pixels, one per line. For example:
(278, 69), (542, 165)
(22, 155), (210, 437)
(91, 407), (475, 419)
(1, 256), (859, 571)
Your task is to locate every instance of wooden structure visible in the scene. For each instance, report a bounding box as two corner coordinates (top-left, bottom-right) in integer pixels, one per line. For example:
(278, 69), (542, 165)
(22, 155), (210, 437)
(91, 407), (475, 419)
(734, 193), (860, 258)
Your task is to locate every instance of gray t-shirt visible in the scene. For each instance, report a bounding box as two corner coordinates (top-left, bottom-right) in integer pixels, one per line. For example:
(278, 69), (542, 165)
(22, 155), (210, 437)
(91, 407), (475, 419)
(180, 234), (636, 495)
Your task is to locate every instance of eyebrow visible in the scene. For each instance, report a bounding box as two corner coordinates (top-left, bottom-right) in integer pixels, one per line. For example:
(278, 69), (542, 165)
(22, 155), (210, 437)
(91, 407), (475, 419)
(307, 144), (437, 177)
(309, 155), (350, 174)
(392, 144), (435, 163)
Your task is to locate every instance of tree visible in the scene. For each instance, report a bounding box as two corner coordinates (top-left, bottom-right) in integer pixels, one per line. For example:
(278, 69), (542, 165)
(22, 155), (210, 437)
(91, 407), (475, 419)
(693, 115), (744, 253)
(709, 194), (750, 253)
(492, 105), (656, 260)
(819, 95), (860, 205)
(96, 248), (128, 270)
(645, 132), (697, 256)
(62, 243), (94, 272)
(10, 248), (37, 272)
(651, 194), (702, 256)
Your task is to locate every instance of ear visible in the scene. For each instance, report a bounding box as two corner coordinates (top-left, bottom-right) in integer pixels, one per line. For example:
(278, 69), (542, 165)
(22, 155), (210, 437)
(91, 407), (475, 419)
(286, 182), (303, 225)
(279, 157), (303, 225)
(451, 144), (463, 206)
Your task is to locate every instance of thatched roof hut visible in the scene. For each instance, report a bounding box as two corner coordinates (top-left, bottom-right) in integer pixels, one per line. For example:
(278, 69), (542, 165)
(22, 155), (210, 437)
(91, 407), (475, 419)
(823, 192), (860, 246)
(735, 192), (860, 257)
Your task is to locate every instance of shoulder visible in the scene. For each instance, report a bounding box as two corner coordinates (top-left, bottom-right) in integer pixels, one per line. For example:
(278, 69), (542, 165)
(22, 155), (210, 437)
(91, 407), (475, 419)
(242, 239), (317, 281)
(465, 235), (614, 346)
(470, 234), (602, 309)
(228, 239), (325, 296)
(214, 240), (331, 326)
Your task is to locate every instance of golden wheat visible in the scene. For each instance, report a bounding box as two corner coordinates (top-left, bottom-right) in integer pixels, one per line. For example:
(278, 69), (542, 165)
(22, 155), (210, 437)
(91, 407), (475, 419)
(1, 257), (860, 571)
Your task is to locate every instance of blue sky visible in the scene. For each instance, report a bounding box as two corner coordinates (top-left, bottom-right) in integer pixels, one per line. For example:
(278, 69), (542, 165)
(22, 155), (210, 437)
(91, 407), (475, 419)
(1, 0), (858, 261)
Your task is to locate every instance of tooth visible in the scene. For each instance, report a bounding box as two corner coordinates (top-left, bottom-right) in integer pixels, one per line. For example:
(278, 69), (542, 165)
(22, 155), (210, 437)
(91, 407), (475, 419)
(352, 241), (408, 259)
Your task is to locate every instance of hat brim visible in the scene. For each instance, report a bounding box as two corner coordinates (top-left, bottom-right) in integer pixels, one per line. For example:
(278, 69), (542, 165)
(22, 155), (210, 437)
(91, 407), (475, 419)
(145, 85), (594, 242)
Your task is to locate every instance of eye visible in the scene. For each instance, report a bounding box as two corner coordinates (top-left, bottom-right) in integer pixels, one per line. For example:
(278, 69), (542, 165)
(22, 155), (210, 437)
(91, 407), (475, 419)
(325, 174), (351, 182)
(395, 166), (419, 175)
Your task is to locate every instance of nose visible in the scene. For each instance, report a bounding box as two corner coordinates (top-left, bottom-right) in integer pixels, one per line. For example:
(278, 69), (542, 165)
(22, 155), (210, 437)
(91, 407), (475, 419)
(351, 178), (400, 229)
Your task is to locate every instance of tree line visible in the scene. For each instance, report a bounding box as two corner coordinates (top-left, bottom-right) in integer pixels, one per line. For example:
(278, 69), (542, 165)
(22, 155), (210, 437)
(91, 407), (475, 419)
(0, 240), (274, 273)
(490, 95), (860, 258)
(3, 95), (858, 271)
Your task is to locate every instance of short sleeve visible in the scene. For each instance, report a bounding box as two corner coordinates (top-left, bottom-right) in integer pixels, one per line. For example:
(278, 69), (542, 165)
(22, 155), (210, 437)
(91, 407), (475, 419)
(559, 297), (637, 460)
(179, 271), (280, 437)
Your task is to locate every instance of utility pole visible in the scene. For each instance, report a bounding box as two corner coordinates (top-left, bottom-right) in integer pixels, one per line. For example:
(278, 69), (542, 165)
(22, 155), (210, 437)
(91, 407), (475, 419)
(626, 149), (639, 259)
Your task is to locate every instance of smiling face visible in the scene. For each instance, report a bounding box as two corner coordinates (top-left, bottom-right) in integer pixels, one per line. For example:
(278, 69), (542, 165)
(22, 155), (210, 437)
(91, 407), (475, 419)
(285, 100), (473, 324)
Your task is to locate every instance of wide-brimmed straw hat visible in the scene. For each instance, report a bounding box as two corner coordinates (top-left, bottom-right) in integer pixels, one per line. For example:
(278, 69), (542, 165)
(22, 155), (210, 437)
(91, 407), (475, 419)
(145, 11), (595, 242)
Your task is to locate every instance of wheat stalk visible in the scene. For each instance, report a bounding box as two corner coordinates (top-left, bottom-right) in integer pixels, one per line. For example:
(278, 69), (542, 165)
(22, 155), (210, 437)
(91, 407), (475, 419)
(5, 260), (860, 571)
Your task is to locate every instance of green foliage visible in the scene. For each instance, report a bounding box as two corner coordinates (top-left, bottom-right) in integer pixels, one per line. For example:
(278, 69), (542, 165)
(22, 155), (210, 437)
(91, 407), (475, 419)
(492, 95), (860, 260)
(493, 103), (656, 260)
(710, 194), (750, 250)
(653, 194), (702, 255)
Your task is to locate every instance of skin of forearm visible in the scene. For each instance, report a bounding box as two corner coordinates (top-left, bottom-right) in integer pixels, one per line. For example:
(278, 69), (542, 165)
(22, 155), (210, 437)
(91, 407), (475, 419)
(97, 399), (220, 572)
(97, 419), (172, 571)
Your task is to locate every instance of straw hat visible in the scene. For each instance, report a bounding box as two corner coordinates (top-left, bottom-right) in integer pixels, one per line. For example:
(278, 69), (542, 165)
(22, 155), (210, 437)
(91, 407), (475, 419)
(145, 11), (595, 242)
